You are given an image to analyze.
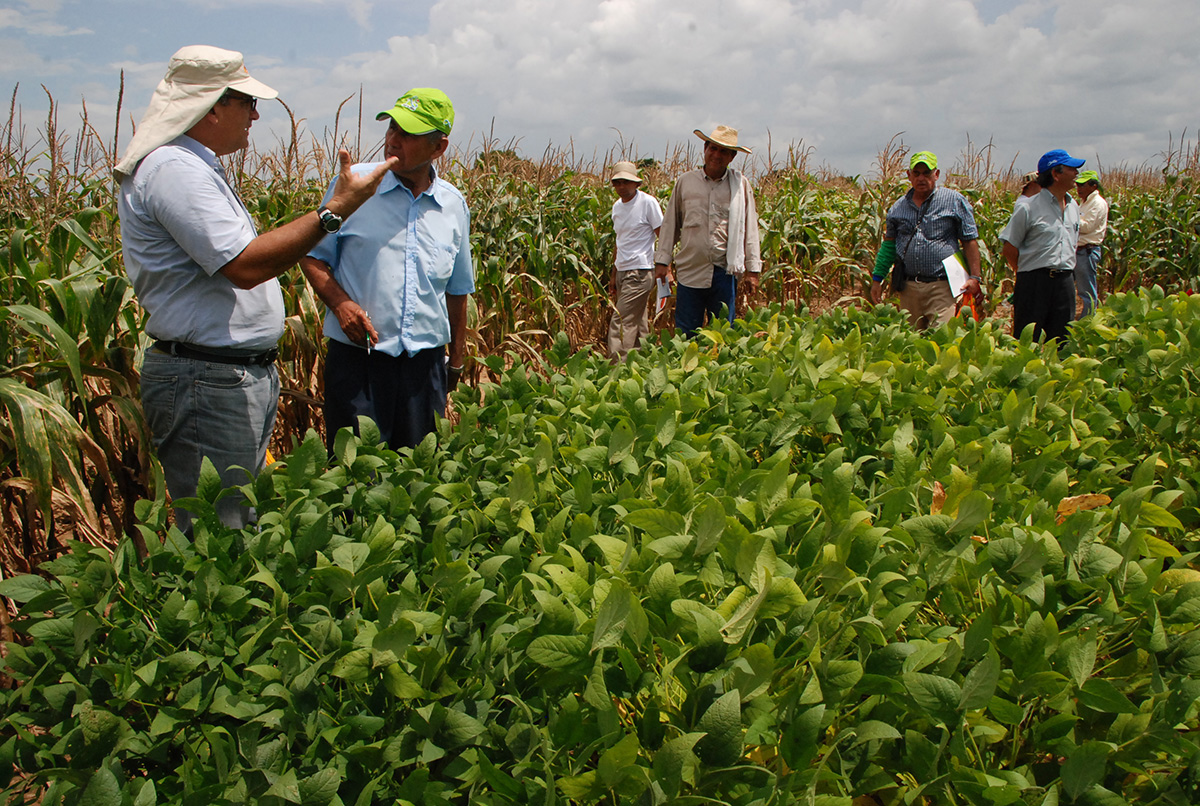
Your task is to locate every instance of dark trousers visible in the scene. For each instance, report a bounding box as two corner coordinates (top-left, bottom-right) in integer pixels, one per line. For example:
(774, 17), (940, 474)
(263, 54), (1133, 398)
(324, 339), (447, 452)
(1013, 268), (1075, 343)
(676, 266), (737, 335)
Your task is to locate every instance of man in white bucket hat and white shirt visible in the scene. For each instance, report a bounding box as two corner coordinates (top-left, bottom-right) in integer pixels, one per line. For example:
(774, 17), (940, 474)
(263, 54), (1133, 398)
(116, 45), (396, 531)
(607, 160), (662, 360)
(654, 125), (762, 335)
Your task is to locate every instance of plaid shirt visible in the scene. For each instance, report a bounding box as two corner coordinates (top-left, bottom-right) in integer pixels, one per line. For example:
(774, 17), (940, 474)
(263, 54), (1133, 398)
(885, 187), (978, 280)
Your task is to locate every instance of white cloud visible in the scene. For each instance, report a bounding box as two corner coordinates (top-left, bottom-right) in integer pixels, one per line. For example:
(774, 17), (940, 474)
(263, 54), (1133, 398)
(5, 0), (1199, 176)
(0, 1), (91, 35)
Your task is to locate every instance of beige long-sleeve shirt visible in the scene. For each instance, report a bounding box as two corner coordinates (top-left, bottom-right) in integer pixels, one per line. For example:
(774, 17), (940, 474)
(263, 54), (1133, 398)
(1077, 192), (1109, 247)
(654, 167), (762, 288)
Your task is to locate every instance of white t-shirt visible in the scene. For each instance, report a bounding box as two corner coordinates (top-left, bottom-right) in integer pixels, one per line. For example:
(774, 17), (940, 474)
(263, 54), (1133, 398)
(612, 190), (664, 271)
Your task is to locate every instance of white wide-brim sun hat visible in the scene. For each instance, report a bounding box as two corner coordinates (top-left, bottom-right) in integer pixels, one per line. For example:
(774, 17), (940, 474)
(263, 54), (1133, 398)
(114, 45), (278, 179)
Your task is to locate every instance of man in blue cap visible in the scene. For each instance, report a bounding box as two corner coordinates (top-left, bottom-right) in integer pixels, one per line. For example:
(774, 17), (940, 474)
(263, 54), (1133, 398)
(999, 148), (1085, 343)
(301, 88), (474, 453)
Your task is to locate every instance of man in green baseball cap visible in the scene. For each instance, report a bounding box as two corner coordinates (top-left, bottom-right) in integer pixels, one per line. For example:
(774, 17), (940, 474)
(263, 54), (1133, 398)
(1074, 169), (1107, 317)
(302, 87), (475, 453)
(376, 88), (455, 135)
(870, 149), (983, 329)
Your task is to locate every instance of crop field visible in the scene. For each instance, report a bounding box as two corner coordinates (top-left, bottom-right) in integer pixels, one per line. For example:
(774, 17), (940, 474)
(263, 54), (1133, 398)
(2, 100), (1200, 804)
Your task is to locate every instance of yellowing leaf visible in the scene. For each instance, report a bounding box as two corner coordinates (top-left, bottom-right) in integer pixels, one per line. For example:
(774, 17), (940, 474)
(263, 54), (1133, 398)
(931, 482), (946, 515)
(1056, 493), (1112, 523)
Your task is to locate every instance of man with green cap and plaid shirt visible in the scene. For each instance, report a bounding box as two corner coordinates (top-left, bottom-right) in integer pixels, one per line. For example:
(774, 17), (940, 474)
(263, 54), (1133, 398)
(301, 88), (474, 452)
(870, 151), (982, 329)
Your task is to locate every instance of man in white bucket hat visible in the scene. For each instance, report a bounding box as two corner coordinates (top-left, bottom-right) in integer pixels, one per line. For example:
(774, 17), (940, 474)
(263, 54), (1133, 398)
(606, 160), (662, 360)
(654, 125), (762, 335)
(116, 45), (396, 532)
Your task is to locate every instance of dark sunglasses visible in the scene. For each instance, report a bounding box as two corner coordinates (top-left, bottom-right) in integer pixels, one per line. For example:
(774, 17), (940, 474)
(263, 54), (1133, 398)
(221, 92), (257, 112)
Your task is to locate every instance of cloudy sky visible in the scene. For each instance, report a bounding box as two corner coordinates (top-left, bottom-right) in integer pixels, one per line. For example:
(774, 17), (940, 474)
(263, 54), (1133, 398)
(1, 0), (1195, 178)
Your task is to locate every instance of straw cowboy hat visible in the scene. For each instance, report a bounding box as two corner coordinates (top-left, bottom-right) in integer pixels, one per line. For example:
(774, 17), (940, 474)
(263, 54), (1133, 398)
(114, 45), (278, 179)
(693, 125), (751, 154)
(609, 161), (642, 182)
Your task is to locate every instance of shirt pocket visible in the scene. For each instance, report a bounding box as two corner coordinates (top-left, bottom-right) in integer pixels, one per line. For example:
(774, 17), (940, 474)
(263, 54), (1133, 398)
(683, 206), (707, 230)
(923, 212), (957, 244)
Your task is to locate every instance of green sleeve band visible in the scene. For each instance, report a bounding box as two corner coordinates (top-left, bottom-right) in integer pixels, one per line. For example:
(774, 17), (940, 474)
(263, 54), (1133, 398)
(872, 240), (897, 282)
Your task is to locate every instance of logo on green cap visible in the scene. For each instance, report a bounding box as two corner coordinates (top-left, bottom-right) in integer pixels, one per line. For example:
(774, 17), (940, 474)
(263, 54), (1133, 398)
(910, 151), (938, 170)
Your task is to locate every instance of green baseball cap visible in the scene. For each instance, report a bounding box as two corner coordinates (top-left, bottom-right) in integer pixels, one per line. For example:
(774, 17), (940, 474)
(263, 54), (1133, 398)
(376, 88), (454, 135)
(910, 151), (938, 170)
(1076, 170), (1100, 185)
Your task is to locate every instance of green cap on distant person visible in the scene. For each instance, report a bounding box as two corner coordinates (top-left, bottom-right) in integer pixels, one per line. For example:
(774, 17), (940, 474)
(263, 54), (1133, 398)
(1076, 170), (1100, 185)
(910, 151), (938, 170)
(377, 88), (454, 135)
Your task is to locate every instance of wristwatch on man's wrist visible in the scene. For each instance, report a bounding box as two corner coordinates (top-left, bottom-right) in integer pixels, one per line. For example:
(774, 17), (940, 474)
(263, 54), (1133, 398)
(317, 205), (343, 233)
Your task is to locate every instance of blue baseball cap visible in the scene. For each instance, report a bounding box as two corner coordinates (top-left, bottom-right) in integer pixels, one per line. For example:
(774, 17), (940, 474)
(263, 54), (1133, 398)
(1038, 149), (1085, 173)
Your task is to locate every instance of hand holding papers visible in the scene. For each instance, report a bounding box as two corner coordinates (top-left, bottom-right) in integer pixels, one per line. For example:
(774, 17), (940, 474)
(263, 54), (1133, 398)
(656, 277), (672, 313)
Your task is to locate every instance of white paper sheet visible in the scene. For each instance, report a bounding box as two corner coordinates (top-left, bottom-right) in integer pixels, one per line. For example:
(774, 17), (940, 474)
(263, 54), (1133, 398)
(942, 251), (970, 299)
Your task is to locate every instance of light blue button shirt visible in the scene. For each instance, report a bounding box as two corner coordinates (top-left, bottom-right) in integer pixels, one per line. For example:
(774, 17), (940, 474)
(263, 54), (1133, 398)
(999, 189), (1080, 273)
(307, 164), (475, 357)
(117, 135), (285, 351)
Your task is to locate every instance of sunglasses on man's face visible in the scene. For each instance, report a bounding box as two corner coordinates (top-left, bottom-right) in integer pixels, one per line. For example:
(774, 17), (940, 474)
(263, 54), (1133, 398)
(222, 92), (257, 112)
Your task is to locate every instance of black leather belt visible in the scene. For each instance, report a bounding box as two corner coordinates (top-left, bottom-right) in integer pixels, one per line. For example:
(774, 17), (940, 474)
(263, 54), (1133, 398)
(906, 275), (948, 283)
(154, 340), (278, 367)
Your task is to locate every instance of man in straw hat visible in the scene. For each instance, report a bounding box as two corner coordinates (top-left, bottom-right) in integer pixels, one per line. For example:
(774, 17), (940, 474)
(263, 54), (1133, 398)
(1074, 169), (1108, 317)
(870, 151), (983, 330)
(116, 45), (396, 531)
(1015, 170), (1041, 209)
(654, 125), (762, 335)
(301, 89), (474, 453)
(999, 148), (1085, 344)
(607, 160), (663, 360)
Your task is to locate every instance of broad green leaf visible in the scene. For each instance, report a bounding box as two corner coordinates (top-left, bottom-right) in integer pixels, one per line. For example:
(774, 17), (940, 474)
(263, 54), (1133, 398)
(1063, 636), (1098, 689)
(266, 769), (302, 803)
(608, 418), (636, 464)
(593, 580), (633, 651)
(960, 650), (1000, 711)
(692, 496), (726, 554)
(903, 672), (962, 724)
(78, 766), (121, 806)
(1078, 678), (1139, 714)
(1137, 500), (1182, 529)
(527, 634), (589, 668)
(597, 733), (641, 787)
(0, 574), (50, 603)
(625, 508), (686, 539)
(852, 720), (902, 744)
(299, 768), (341, 806)
(1061, 742), (1109, 801)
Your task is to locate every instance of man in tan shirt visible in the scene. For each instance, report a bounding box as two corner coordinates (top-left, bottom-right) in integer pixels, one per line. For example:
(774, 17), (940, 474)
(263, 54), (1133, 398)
(654, 125), (762, 335)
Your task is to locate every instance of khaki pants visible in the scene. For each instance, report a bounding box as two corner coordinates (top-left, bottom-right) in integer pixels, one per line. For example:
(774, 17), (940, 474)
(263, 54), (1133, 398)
(608, 269), (655, 360)
(897, 278), (956, 330)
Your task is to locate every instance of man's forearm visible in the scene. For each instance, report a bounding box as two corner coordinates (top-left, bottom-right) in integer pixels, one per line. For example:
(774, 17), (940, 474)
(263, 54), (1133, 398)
(300, 256), (353, 310)
(962, 239), (981, 276)
(220, 213), (330, 289)
(1001, 241), (1020, 273)
(447, 294), (469, 368)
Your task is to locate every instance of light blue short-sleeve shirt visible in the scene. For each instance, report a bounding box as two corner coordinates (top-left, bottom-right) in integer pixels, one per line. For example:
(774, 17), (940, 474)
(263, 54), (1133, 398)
(999, 189), (1080, 273)
(307, 164), (475, 357)
(118, 136), (285, 351)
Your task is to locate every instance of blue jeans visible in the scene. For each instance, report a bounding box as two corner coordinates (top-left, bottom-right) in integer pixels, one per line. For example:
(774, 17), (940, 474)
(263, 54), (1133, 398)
(1074, 245), (1102, 317)
(141, 349), (279, 532)
(676, 266), (737, 335)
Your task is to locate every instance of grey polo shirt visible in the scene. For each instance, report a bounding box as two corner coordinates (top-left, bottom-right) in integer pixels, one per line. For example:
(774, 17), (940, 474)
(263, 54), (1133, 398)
(999, 189), (1080, 273)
